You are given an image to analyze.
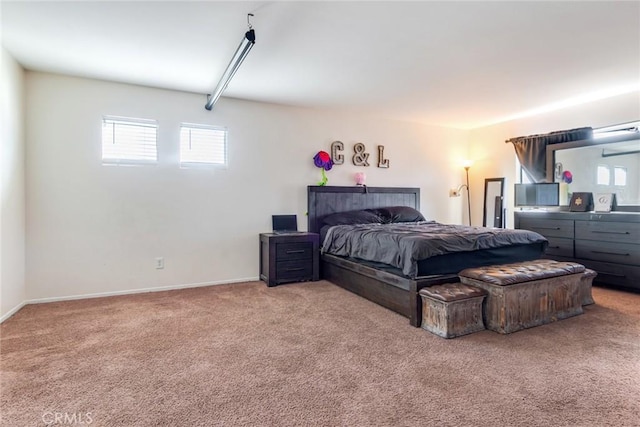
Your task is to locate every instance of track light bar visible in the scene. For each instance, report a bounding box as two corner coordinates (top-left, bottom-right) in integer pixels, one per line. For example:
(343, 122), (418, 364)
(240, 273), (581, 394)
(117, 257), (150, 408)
(205, 15), (256, 111)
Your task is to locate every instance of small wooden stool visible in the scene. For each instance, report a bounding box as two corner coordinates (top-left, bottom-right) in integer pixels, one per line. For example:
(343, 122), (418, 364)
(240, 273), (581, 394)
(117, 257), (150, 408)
(419, 283), (487, 339)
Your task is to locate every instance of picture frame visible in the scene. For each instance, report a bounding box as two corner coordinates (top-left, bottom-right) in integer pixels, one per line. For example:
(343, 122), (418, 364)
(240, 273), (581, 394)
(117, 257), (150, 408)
(594, 193), (615, 212)
(569, 192), (593, 212)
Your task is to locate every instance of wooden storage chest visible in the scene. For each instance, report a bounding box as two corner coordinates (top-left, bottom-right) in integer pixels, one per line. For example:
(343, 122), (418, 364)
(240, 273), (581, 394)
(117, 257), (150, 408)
(459, 260), (585, 334)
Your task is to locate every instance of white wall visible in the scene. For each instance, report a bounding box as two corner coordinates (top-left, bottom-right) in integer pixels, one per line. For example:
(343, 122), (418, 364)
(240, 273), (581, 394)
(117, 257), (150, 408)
(469, 92), (640, 227)
(25, 72), (468, 301)
(0, 47), (26, 320)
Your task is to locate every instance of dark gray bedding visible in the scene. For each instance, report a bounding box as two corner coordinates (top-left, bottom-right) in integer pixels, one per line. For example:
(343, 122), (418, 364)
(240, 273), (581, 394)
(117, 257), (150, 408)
(321, 221), (548, 278)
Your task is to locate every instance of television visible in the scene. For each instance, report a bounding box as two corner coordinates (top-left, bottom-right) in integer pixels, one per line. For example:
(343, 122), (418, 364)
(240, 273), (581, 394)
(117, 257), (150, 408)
(514, 183), (559, 207)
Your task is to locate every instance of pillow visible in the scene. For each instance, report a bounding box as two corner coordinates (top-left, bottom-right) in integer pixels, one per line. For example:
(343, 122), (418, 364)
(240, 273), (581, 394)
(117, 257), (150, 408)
(373, 206), (426, 223)
(322, 209), (384, 226)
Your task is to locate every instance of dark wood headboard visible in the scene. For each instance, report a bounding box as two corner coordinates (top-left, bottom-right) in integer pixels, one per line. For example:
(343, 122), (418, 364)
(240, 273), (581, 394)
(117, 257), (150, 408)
(307, 186), (420, 233)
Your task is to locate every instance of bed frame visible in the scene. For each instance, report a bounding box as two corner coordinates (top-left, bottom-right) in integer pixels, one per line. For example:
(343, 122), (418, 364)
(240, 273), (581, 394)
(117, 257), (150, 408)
(307, 185), (458, 327)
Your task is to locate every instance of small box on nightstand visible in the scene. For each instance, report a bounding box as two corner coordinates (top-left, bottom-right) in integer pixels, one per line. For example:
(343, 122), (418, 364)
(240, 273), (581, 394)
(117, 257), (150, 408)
(259, 232), (320, 286)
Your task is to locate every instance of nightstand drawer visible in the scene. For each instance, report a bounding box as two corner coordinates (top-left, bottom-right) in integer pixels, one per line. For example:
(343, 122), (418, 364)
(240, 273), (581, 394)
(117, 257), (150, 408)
(276, 243), (313, 260)
(519, 218), (574, 238)
(545, 237), (573, 258)
(276, 260), (313, 281)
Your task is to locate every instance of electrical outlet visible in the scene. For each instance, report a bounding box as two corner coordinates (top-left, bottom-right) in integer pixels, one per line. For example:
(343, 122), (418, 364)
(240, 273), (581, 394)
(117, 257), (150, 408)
(155, 257), (164, 269)
(449, 189), (461, 197)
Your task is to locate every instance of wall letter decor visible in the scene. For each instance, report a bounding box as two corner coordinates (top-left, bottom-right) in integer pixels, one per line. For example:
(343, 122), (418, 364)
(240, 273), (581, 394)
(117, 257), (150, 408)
(377, 145), (389, 168)
(326, 141), (390, 168)
(330, 141), (344, 165)
(352, 143), (370, 166)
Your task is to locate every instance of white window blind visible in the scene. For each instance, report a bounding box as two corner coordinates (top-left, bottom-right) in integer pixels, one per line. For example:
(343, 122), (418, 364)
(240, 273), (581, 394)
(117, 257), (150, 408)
(102, 116), (158, 164)
(180, 124), (227, 166)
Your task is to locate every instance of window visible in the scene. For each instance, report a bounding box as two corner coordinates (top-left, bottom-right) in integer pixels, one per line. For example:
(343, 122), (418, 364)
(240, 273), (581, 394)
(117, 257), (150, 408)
(179, 124), (227, 167)
(102, 116), (157, 164)
(597, 165), (610, 185)
(516, 159), (533, 184)
(614, 167), (627, 186)
(597, 165), (628, 186)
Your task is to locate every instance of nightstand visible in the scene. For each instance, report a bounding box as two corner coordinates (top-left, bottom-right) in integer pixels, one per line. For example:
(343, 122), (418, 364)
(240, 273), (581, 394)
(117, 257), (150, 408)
(259, 232), (320, 286)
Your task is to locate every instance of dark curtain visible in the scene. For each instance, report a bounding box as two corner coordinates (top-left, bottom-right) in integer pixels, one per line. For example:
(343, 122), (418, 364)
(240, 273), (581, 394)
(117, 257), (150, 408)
(506, 127), (593, 182)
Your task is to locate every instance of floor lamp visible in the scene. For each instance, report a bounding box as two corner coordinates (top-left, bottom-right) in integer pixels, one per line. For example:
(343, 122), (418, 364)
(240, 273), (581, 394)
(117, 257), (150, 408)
(464, 164), (471, 226)
(452, 162), (472, 226)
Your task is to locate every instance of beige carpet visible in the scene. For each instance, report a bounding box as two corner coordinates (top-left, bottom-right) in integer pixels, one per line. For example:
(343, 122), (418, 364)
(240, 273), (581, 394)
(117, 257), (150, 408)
(1, 281), (639, 426)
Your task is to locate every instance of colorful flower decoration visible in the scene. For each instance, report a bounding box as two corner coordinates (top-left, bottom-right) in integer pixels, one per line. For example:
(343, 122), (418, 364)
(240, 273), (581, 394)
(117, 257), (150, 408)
(562, 170), (573, 184)
(313, 151), (334, 186)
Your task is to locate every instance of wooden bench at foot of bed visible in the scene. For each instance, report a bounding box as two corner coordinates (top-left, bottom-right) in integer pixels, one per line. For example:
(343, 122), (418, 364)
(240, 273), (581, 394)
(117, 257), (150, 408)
(458, 259), (594, 334)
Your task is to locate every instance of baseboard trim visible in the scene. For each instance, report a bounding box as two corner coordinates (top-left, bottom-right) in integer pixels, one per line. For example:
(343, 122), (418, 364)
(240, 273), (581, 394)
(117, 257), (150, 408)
(25, 277), (260, 306)
(0, 301), (28, 323)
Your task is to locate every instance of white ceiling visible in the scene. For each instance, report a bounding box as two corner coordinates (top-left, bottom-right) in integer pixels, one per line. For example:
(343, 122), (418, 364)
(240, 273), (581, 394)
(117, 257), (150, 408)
(2, 1), (639, 129)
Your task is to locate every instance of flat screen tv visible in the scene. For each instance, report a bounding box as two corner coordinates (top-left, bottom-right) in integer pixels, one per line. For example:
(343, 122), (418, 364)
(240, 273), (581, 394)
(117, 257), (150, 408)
(514, 183), (559, 207)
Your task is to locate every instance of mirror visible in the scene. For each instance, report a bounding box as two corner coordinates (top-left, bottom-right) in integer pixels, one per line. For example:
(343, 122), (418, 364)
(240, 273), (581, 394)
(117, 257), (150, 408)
(546, 133), (640, 210)
(483, 178), (505, 228)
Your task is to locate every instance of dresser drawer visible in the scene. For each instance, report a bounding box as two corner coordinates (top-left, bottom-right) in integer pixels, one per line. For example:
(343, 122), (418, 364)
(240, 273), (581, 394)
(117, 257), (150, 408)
(519, 218), (574, 238)
(544, 237), (573, 258)
(575, 220), (640, 244)
(576, 259), (640, 291)
(575, 240), (640, 265)
(276, 260), (313, 281)
(276, 243), (313, 260)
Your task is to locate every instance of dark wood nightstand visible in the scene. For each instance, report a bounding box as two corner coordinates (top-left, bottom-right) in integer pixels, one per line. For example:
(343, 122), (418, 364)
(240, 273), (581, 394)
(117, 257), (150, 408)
(259, 232), (320, 287)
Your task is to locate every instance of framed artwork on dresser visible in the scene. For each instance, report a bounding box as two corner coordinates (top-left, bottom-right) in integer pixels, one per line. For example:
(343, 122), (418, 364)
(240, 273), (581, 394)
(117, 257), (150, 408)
(569, 192), (593, 212)
(594, 193), (615, 212)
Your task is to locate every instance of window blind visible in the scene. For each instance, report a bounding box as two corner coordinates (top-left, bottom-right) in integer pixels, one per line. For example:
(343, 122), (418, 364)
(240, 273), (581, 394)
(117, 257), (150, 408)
(102, 116), (158, 164)
(180, 124), (227, 166)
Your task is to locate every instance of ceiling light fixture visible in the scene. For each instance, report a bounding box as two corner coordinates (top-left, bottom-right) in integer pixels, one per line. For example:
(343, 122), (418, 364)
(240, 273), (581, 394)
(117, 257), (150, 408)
(205, 13), (256, 111)
(593, 120), (640, 139)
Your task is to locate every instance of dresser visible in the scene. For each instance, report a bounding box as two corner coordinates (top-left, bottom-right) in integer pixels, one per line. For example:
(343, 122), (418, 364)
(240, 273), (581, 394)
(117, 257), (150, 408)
(514, 211), (640, 291)
(259, 232), (320, 286)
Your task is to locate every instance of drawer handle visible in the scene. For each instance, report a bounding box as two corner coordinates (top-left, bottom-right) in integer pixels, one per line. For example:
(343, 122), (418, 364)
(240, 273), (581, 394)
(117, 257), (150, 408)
(591, 250), (630, 256)
(537, 227), (561, 230)
(285, 267), (305, 272)
(591, 230), (631, 235)
(598, 271), (627, 278)
(286, 250), (305, 254)
(548, 246), (560, 249)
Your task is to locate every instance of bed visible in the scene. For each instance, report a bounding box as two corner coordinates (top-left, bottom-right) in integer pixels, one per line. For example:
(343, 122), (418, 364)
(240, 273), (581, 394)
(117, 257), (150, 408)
(307, 185), (547, 327)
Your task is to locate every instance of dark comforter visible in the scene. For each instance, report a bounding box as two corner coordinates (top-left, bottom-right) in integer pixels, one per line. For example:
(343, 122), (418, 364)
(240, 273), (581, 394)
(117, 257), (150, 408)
(321, 221), (548, 278)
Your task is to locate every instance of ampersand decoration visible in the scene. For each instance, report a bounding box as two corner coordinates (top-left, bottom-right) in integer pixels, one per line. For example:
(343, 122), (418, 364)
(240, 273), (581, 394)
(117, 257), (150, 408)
(352, 143), (370, 166)
(330, 141), (344, 165)
(377, 145), (389, 168)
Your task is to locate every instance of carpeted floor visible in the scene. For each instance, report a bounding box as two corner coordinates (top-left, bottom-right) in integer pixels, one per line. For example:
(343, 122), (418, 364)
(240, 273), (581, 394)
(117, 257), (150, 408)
(1, 281), (639, 426)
